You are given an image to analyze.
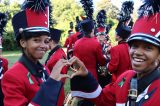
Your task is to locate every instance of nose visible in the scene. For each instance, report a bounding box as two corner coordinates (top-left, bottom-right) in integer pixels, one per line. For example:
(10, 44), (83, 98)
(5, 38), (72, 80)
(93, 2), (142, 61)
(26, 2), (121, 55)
(133, 47), (144, 56)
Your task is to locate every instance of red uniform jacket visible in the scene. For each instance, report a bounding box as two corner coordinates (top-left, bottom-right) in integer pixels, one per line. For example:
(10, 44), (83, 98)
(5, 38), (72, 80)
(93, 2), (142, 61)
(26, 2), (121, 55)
(0, 57), (8, 75)
(64, 36), (72, 54)
(73, 37), (106, 80)
(0, 57), (8, 106)
(64, 37), (70, 48)
(68, 32), (80, 51)
(71, 69), (160, 106)
(107, 41), (132, 82)
(2, 55), (62, 106)
(46, 45), (68, 106)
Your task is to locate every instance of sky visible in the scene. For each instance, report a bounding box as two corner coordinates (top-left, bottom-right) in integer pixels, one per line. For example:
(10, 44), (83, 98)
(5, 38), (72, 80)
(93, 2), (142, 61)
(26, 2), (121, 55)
(8, 0), (143, 11)
(111, 0), (143, 9)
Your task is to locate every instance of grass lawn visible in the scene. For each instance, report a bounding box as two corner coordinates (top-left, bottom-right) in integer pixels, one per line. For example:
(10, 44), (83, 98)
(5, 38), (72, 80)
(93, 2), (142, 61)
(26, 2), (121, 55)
(2, 50), (71, 95)
(2, 51), (22, 67)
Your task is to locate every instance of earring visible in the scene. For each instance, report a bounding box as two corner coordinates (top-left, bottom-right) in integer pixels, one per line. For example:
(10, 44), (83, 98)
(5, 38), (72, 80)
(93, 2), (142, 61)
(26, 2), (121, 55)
(155, 60), (159, 67)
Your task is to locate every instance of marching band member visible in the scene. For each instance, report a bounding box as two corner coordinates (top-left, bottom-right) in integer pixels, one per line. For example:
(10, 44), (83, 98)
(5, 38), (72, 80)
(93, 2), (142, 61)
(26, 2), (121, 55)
(1, 0), (70, 106)
(96, 10), (112, 87)
(73, 19), (107, 105)
(64, 22), (74, 55)
(107, 21), (132, 82)
(0, 12), (9, 106)
(45, 28), (68, 106)
(67, 25), (81, 59)
(74, 19), (107, 81)
(106, 1), (134, 82)
(64, 30), (74, 50)
(70, 0), (160, 105)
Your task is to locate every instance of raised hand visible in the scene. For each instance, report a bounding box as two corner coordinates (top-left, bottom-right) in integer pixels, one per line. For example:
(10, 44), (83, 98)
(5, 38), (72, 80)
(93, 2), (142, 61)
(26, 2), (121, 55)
(68, 56), (88, 78)
(49, 59), (71, 81)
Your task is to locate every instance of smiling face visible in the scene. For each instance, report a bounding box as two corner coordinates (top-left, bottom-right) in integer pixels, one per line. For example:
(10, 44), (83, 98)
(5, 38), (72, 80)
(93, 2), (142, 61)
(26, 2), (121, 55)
(129, 40), (160, 78)
(20, 35), (50, 63)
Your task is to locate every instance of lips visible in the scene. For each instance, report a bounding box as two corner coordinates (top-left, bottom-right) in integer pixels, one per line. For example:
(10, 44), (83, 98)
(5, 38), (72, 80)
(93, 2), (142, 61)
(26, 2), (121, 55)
(133, 58), (144, 62)
(36, 49), (47, 55)
(132, 57), (145, 66)
(38, 50), (46, 54)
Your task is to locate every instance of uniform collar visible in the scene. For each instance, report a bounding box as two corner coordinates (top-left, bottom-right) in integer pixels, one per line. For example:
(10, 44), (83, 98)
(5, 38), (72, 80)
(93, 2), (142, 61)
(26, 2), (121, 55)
(138, 67), (160, 94)
(118, 40), (127, 44)
(48, 45), (61, 56)
(45, 45), (61, 65)
(19, 54), (48, 78)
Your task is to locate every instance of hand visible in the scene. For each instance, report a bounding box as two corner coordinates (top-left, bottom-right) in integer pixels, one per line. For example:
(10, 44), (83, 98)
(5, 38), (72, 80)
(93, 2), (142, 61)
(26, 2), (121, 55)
(68, 56), (88, 78)
(49, 59), (71, 81)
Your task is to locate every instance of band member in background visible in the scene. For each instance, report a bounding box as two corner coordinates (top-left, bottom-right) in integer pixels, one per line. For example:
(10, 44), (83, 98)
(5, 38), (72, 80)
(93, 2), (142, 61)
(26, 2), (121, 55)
(1, 1), (70, 106)
(96, 10), (112, 57)
(0, 56), (8, 106)
(64, 30), (74, 50)
(106, 22), (132, 82)
(45, 28), (68, 106)
(104, 23), (112, 55)
(64, 21), (75, 53)
(96, 30), (112, 87)
(106, 1), (134, 82)
(74, 19), (107, 81)
(95, 10), (112, 87)
(73, 19), (107, 106)
(70, 0), (160, 105)
(67, 25), (81, 59)
(0, 12), (8, 106)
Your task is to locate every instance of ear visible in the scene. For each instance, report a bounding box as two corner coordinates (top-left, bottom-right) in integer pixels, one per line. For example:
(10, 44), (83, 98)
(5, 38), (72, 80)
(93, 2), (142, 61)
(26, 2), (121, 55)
(19, 39), (26, 48)
(156, 53), (160, 66)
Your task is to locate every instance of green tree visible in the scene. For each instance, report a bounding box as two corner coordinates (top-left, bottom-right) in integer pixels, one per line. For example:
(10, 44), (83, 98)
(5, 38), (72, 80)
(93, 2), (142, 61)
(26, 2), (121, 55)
(0, 1), (21, 50)
(96, 0), (120, 45)
(96, 0), (119, 19)
(51, 0), (84, 44)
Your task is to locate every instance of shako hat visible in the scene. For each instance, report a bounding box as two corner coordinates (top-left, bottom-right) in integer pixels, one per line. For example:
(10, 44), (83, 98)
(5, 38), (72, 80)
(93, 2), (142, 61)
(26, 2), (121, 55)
(127, 0), (160, 47)
(0, 12), (8, 36)
(96, 9), (110, 36)
(116, 1), (134, 39)
(81, 19), (94, 33)
(49, 28), (62, 43)
(12, 0), (50, 42)
(116, 22), (131, 39)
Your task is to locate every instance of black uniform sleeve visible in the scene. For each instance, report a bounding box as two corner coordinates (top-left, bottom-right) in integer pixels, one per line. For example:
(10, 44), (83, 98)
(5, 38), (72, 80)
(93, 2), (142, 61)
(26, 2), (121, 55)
(71, 72), (102, 99)
(29, 78), (63, 106)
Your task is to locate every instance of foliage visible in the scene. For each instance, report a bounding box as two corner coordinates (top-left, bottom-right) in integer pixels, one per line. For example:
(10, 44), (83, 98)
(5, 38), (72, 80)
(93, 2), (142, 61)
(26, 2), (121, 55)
(96, 0), (119, 19)
(51, 0), (84, 44)
(0, 0), (122, 50)
(96, 0), (119, 45)
(0, 0), (84, 50)
(0, 1), (21, 51)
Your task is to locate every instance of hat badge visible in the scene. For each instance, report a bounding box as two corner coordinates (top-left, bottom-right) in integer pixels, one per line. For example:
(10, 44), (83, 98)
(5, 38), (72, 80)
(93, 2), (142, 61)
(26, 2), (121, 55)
(151, 28), (156, 32)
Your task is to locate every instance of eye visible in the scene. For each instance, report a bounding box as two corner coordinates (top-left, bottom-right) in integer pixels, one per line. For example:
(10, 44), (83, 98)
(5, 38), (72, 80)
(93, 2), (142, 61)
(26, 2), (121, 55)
(44, 38), (50, 44)
(144, 46), (153, 51)
(33, 38), (41, 42)
(44, 39), (50, 44)
(131, 43), (138, 49)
